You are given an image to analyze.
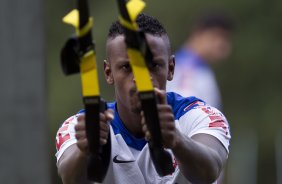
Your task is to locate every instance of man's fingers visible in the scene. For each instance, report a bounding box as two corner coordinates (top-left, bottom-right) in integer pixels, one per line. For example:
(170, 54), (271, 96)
(100, 129), (109, 142)
(99, 109), (114, 123)
(141, 118), (151, 141)
(145, 131), (151, 141)
(77, 114), (85, 122)
(75, 109), (114, 150)
(75, 121), (85, 131)
(105, 109), (114, 121)
(75, 131), (86, 140)
(154, 88), (167, 104)
(100, 121), (109, 132)
(142, 122), (148, 133)
(77, 138), (88, 152)
(100, 138), (107, 145)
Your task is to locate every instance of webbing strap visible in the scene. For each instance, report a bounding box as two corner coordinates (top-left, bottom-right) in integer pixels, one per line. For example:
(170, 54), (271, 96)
(63, 9), (94, 38)
(127, 48), (153, 91)
(63, 10), (99, 96)
(118, 0), (152, 92)
(61, 1), (110, 182)
(116, 0), (174, 176)
(80, 50), (100, 96)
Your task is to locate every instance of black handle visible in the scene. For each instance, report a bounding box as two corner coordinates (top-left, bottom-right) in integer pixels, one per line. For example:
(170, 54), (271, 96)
(139, 92), (175, 176)
(84, 97), (111, 182)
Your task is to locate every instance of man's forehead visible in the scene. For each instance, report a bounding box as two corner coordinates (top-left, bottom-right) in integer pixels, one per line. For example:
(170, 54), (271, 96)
(106, 35), (126, 60)
(106, 34), (170, 57)
(106, 35), (125, 47)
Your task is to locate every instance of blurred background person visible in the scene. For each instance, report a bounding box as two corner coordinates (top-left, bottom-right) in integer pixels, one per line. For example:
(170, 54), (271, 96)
(167, 11), (234, 110)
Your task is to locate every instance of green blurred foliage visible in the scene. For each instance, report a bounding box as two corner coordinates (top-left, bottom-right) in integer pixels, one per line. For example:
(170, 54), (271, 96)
(46, 0), (282, 183)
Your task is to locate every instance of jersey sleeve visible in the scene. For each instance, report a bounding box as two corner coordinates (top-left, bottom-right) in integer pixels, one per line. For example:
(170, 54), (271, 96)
(177, 104), (231, 153)
(55, 115), (79, 162)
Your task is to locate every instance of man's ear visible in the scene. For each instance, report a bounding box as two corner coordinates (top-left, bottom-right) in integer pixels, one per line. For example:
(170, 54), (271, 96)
(167, 55), (175, 81)
(104, 60), (114, 85)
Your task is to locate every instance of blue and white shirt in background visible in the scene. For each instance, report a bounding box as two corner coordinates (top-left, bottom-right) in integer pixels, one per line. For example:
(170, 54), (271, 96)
(167, 48), (222, 110)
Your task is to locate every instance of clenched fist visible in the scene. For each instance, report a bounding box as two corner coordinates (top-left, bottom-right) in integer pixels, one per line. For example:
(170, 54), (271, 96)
(74, 109), (114, 154)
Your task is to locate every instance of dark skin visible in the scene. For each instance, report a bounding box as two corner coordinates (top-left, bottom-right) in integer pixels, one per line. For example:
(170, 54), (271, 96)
(104, 35), (174, 137)
(57, 34), (228, 184)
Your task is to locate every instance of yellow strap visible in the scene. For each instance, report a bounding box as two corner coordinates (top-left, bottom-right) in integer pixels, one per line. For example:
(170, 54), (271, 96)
(118, 0), (145, 31)
(76, 17), (93, 37)
(128, 49), (153, 91)
(127, 0), (146, 22)
(118, 16), (138, 31)
(80, 50), (100, 96)
(62, 9), (79, 27)
(62, 9), (93, 37)
(63, 10), (99, 96)
(122, 0), (152, 91)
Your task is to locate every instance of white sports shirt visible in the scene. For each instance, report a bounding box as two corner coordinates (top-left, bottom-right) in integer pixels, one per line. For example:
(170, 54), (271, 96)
(56, 92), (231, 184)
(167, 48), (222, 110)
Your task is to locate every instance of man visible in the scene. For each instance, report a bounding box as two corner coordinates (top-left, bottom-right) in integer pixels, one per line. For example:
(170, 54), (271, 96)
(167, 12), (234, 109)
(55, 14), (230, 184)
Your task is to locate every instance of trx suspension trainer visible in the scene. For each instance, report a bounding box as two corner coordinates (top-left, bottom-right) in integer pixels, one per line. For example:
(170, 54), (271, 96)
(60, 0), (111, 182)
(115, 0), (175, 176)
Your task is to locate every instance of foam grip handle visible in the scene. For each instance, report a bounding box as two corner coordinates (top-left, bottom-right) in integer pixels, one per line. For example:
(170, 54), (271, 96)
(84, 97), (111, 182)
(139, 91), (175, 176)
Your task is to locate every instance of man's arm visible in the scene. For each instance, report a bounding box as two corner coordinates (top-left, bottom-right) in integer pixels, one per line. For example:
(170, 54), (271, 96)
(172, 132), (227, 183)
(56, 110), (113, 184)
(141, 88), (229, 183)
(57, 144), (91, 184)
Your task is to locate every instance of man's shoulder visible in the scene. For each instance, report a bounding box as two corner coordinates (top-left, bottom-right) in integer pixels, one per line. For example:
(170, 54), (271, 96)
(166, 92), (205, 120)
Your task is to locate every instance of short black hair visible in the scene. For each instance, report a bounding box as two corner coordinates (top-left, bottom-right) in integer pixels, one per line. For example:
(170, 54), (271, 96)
(193, 12), (235, 32)
(108, 13), (168, 39)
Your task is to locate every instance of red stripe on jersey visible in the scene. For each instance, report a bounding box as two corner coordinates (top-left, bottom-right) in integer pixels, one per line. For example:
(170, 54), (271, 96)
(201, 107), (213, 115)
(209, 115), (223, 121)
(58, 125), (68, 133)
(56, 133), (70, 151)
(209, 120), (228, 135)
(56, 118), (73, 151)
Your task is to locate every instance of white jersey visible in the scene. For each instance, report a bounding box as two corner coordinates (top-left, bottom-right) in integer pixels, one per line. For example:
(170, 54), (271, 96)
(167, 48), (222, 110)
(56, 92), (231, 184)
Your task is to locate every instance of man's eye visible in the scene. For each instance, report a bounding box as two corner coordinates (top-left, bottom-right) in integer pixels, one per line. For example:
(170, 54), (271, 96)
(122, 64), (131, 71)
(152, 63), (160, 68)
(148, 62), (160, 70)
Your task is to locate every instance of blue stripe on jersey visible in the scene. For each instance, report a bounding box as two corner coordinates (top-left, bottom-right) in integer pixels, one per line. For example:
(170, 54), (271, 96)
(111, 104), (147, 151)
(167, 92), (204, 120)
(77, 92), (203, 150)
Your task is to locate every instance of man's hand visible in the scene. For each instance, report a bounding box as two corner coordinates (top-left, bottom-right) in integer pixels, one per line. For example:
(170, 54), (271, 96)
(74, 109), (114, 154)
(141, 88), (180, 149)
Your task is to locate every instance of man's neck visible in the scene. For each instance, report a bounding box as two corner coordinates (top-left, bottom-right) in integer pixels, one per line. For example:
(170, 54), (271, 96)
(116, 102), (144, 138)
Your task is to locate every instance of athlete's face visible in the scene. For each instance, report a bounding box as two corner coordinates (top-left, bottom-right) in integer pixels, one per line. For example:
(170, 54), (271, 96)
(104, 34), (174, 113)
